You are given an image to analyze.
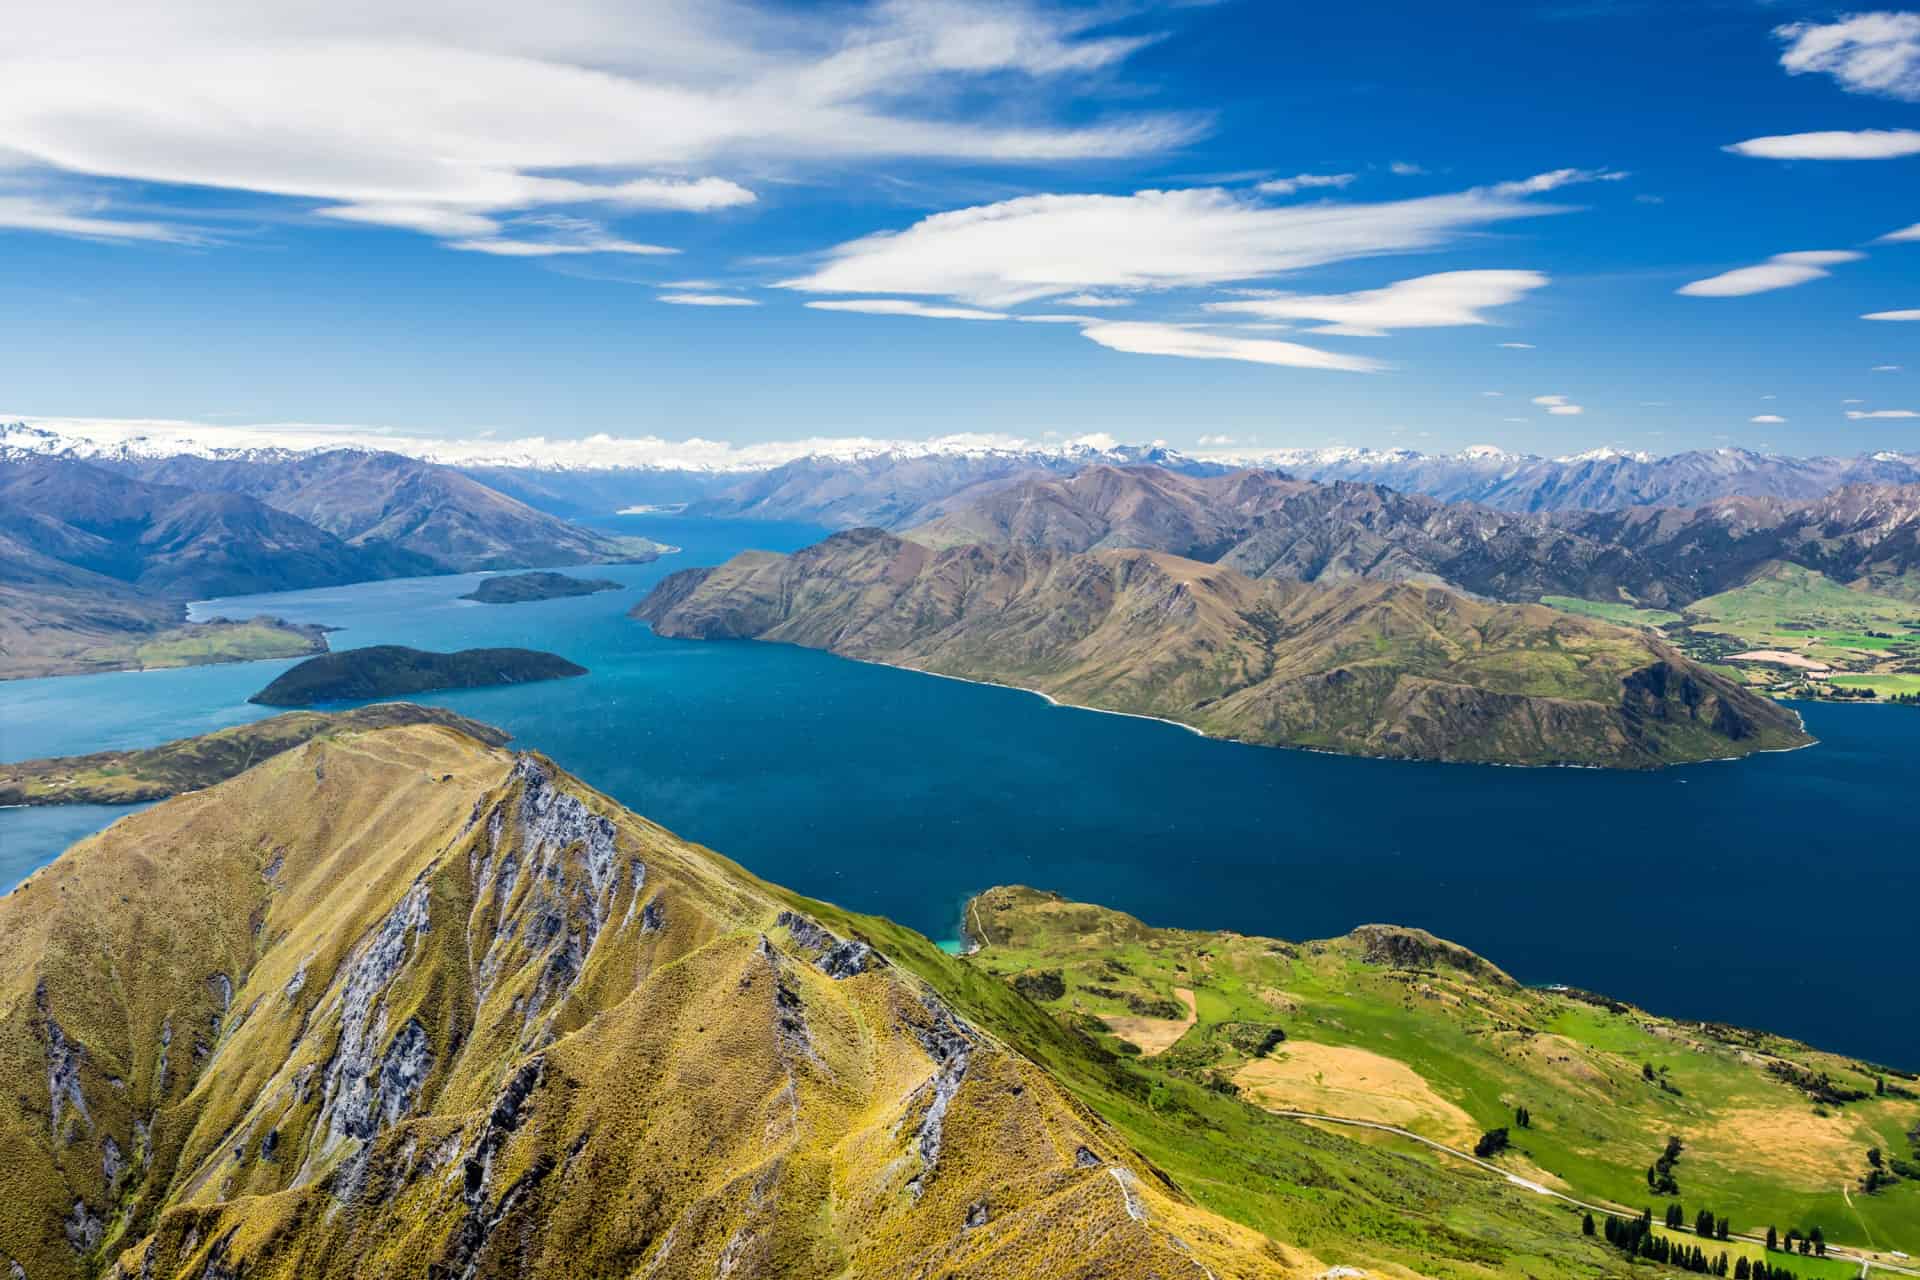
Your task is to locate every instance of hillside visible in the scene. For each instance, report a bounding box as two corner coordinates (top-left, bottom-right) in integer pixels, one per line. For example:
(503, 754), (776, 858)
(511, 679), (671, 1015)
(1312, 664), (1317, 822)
(111, 449), (665, 572)
(248, 645), (587, 706)
(0, 704), (509, 805)
(634, 529), (1809, 767)
(963, 886), (1920, 1258)
(0, 724), (1316, 1280)
(0, 457), (430, 597)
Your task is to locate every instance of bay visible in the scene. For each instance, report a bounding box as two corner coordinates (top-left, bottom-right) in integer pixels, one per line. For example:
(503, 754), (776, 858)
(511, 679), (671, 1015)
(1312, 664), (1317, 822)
(1, 514), (1914, 1067)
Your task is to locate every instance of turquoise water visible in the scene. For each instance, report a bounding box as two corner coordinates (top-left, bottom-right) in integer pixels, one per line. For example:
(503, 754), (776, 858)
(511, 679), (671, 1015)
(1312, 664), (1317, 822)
(2, 514), (1916, 1068)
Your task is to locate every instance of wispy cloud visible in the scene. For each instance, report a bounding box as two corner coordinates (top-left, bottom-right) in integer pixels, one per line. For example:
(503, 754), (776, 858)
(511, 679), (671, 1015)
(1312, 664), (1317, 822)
(1774, 13), (1920, 102)
(1498, 341), (1537, 349)
(1725, 129), (1920, 160)
(805, 298), (1008, 320)
(1751, 414), (1787, 424)
(1882, 222), (1920, 242)
(1533, 394), (1583, 416)
(1847, 408), (1919, 419)
(1863, 309), (1920, 321)
(1255, 172), (1356, 196)
(0, 0), (1199, 252)
(0, 190), (206, 244)
(1202, 270), (1548, 336)
(1079, 322), (1385, 371)
(1678, 250), (1863, 297)
(660, 292), (760, 306)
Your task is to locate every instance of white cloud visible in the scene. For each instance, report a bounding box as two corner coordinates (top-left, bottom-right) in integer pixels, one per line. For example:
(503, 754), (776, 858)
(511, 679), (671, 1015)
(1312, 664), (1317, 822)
(805, 298), (1008, 320)
(1848, 408), (1919, 419)
(781, 173), (1598, 307)
(1056, 293), (1133, 307)
(1775, 13), (1920, 102)
(1389, 161), (1426, 176)
(1079, 322), (1384, 371)
(1677, 250), (1864, 297)
(1725, 129), (1920, 160)
(1878, 221), (1920, 242)
(1751, 414), (1787, 424)
(1197, 433), (1237, 445)
(1014, 313), (1101, 323)
(1482, 390), (1503, 397)
(1202, 269), (1548, 336)
(1498, 342), (1536, 349)
(1864, 309), (1920, 320)
(0, 0), (1197, 249)
(659, 292), (759, 306)
(1256, 172), (1355, 196)
(1533, 394), (1584, 416)
(1874, 364), (1904, 372)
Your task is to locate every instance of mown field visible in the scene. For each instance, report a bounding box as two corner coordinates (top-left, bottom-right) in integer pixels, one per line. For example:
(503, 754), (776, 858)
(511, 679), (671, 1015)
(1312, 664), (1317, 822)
(942, 887), (1920, 1264)
(118, 617), (328, 671)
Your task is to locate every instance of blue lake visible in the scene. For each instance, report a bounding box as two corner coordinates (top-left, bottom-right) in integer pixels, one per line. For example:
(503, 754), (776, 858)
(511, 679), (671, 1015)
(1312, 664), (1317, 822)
(2, 514), (1916, 1068)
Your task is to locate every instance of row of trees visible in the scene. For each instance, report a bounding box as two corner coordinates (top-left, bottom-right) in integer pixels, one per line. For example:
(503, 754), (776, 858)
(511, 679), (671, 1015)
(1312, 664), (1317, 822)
(1589, 1211), (1802, 1279)
(1660, 1203), (1731, 1240)
(1764, 1225), (1826, 1256)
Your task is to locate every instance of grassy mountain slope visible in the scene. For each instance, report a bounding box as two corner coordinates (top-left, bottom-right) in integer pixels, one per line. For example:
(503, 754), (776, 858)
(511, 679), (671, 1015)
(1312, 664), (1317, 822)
(0, 725), (1317, 1280)
(961, 887), (1920, 1259)
(0, 704), (510, 805)
(634, 530), (1810, 767)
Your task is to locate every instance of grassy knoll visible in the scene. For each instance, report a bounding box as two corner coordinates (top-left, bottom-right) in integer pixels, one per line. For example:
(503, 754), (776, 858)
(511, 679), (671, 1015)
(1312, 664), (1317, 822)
(1541, 596), (1685, 629)
(124, 617), (331, 669)
(944, 887), (1920, 1260)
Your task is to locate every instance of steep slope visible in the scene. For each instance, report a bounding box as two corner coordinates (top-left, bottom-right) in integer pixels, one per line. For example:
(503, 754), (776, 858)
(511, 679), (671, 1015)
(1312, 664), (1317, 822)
(114, 450), (664, 572)
(1560, 484), (1920, 602)
(635, 530), (1809, 767)
(0, 724), (1306, 1280)
(909, 466), (1688, 605)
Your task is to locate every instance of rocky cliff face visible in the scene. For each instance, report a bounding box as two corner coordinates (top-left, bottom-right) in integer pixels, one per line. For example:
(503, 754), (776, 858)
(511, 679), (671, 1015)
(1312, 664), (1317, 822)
(635, 530), (1811, 768)
(0, 724), (1303, 1280)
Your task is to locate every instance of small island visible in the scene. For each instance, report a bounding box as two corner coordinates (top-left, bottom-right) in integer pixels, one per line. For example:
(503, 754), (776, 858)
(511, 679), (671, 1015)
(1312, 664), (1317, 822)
(249, 645), (588, 707)
(460, 572), (623, 605)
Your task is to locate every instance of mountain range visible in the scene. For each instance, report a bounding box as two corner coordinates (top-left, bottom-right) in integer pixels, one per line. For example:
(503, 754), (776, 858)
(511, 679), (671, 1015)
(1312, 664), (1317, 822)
(906, 465), (1920, 607)
(636, 528), (1808, 767)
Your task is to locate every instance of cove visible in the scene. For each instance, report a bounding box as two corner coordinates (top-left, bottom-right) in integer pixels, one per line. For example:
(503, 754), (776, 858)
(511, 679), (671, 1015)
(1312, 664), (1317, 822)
(1, 514), (1915, 1068)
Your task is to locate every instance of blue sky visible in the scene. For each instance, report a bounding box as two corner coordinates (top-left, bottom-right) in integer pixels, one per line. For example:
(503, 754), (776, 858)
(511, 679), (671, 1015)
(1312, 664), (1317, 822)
(3, 0), (1919, 460)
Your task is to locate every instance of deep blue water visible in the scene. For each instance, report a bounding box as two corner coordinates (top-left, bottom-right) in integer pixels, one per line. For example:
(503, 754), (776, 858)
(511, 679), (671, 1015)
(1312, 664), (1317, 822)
(1, 514), (1916, 1068)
